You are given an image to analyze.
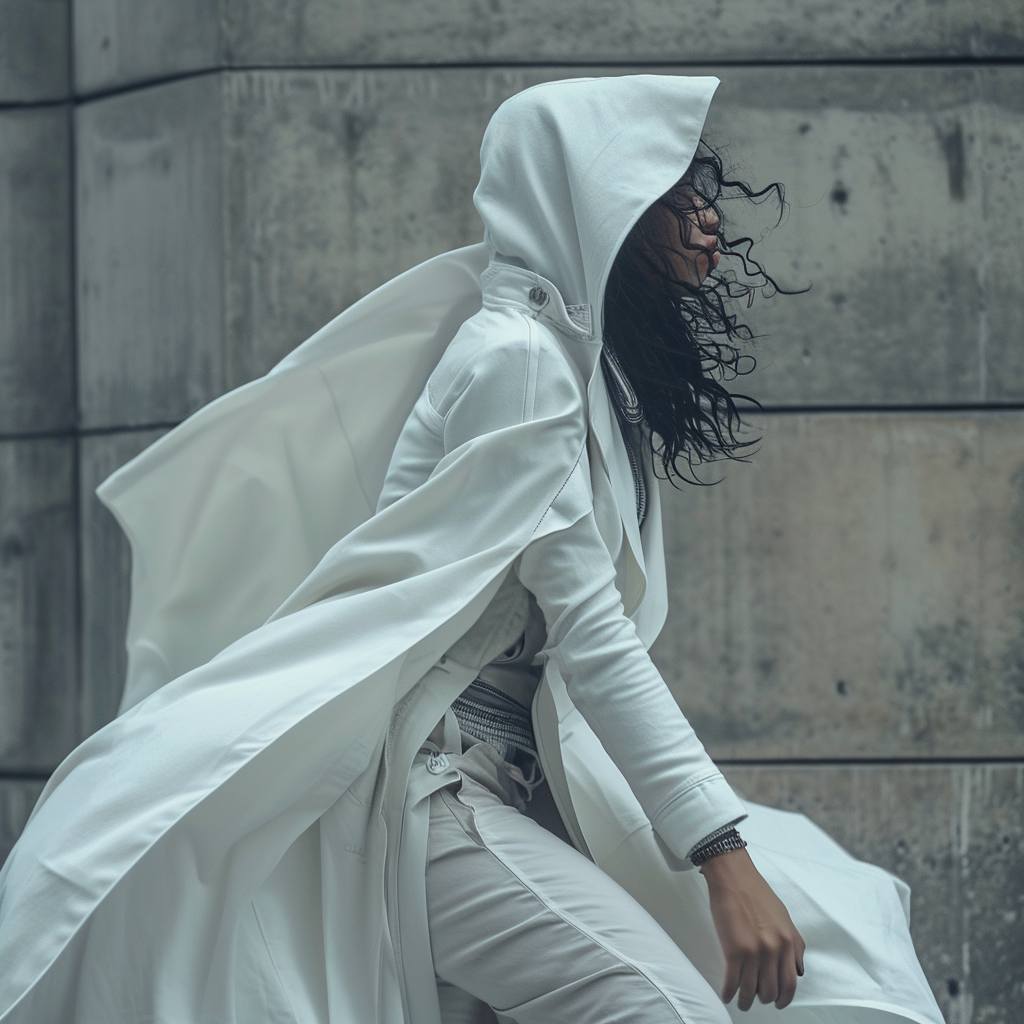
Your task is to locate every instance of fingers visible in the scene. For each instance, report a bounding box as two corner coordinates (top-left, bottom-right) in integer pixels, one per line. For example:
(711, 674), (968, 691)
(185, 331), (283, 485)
(721, 956), (742, 1007)
(756, 944), (781, 1007)
(724, 936), (805, 1011)
(720, 947), (758, 1010)
(737, 956), (759, 1013)
(775, 941), (798, 1010)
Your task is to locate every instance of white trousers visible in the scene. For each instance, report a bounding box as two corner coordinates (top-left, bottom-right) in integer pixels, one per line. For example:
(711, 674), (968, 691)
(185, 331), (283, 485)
(424, 741), (732, 1024)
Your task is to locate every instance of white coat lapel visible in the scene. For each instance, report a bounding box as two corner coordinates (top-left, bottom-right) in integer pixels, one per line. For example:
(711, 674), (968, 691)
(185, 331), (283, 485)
(586, 365), (648, 617)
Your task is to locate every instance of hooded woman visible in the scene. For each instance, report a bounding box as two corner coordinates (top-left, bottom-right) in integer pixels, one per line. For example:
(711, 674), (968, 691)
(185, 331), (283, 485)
(0, 76), (942, 1024)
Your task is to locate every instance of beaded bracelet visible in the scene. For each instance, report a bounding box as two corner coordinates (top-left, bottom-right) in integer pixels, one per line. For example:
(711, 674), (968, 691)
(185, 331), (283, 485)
(689, 827), (748, 867)
(685, 821), (738, 858)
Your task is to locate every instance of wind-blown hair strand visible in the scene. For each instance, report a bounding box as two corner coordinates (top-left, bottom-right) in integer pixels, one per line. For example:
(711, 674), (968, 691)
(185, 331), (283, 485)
(601, 139), (800, 486)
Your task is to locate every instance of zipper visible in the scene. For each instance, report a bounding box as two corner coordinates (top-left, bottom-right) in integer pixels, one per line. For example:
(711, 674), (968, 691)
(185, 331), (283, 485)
(623, 429), (647, 529)
(600, 346), (647, 530)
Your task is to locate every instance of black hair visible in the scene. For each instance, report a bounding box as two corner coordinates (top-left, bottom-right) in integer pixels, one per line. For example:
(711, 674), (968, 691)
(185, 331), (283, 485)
(601, 139), (797, 486)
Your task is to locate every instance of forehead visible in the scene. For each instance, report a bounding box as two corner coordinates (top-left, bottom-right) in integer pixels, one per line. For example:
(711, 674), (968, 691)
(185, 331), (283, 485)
(667, 165), (721, 206)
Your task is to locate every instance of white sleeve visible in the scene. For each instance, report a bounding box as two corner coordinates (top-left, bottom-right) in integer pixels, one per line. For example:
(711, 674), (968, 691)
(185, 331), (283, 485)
(515, 508), (747, 862)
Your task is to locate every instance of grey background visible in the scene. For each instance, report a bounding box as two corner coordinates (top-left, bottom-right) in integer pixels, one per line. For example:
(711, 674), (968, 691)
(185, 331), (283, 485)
(1, 0), (1022, 1019)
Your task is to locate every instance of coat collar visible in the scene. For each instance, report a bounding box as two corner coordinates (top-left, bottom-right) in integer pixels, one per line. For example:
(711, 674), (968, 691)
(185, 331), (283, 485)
(480, 259), (598, 344)
(480, 261), (649, 614)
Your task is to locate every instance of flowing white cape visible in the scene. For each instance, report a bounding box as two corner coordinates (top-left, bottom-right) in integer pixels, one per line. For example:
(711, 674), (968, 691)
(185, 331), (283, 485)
(0, 242), (599, 1022)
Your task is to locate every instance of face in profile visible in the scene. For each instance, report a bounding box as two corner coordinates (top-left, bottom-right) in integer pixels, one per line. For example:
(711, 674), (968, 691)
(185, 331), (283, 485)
(630, 181), (722, 289)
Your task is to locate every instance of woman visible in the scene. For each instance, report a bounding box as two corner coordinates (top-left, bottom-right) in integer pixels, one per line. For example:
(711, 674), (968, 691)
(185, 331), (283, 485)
(397, 125), (806, 1022)
(0, 75), (942, 1024)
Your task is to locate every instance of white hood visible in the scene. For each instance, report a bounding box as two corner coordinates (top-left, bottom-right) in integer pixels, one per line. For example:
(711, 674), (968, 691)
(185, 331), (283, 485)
(475, 75), (718, 316)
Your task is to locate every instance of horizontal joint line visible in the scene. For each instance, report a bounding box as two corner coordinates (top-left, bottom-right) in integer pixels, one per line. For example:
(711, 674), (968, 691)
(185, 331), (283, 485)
(74, 55), (1024, 103)
(745, 402), (1024, 415)
(0, 421), (181, 444)
(718, 756), (1024, 767)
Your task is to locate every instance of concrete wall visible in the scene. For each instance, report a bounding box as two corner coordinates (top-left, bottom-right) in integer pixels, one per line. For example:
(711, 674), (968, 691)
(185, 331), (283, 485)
(0, 0), (74, 864)
(72, 65), (1024, 428)
(1, 0), (1021, 1018)
(1, 0), (68, 102)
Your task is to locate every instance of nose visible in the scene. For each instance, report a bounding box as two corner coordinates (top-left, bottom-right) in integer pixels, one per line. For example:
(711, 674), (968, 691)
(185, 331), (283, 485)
(697, 203), (720, 234)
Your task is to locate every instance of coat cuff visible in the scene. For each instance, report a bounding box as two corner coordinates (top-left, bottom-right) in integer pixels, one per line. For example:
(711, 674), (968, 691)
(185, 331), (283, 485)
(651, 771), (748, 866)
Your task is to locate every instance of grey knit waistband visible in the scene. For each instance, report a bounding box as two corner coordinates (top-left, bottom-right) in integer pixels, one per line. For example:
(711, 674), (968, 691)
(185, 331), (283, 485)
(451, 678), (537, 762)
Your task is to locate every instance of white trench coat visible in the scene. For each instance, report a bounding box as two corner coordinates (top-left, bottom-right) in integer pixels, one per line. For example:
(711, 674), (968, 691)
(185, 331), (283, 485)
(0, 76), (943, 1024)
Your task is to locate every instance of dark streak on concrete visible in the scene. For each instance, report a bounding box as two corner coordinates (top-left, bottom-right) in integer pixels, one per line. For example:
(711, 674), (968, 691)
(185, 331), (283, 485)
(938, 119), (966, 200)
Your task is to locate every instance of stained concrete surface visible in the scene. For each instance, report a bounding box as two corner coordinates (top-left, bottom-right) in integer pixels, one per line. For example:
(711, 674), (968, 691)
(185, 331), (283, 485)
(652, 411), (1024, 760)
(73, 0), (1024, 94)
(0, 106), (73, 434)
(0, 779), (46, 865)
(0, 0), (68, 102)
(76, 73), (224, 429)
(0, 438), (78, 773)
(78, 428), (168, 738)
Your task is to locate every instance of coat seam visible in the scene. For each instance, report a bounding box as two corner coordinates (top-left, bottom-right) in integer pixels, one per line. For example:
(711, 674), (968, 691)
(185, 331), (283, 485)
(249, 899), (302, 1023)
(532, 441), (587, 535)
(520, 316), (532, 423)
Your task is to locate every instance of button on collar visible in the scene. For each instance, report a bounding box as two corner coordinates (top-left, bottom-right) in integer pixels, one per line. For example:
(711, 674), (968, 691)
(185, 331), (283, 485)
(481, 263), (596, 340)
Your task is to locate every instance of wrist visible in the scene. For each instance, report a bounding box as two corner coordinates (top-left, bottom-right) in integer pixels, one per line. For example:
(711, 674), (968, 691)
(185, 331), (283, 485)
(698, 846), (753, 882)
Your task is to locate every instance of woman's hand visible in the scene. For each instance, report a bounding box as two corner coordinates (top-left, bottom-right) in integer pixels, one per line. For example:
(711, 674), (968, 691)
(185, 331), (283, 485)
(700, 848), (805, 1011)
